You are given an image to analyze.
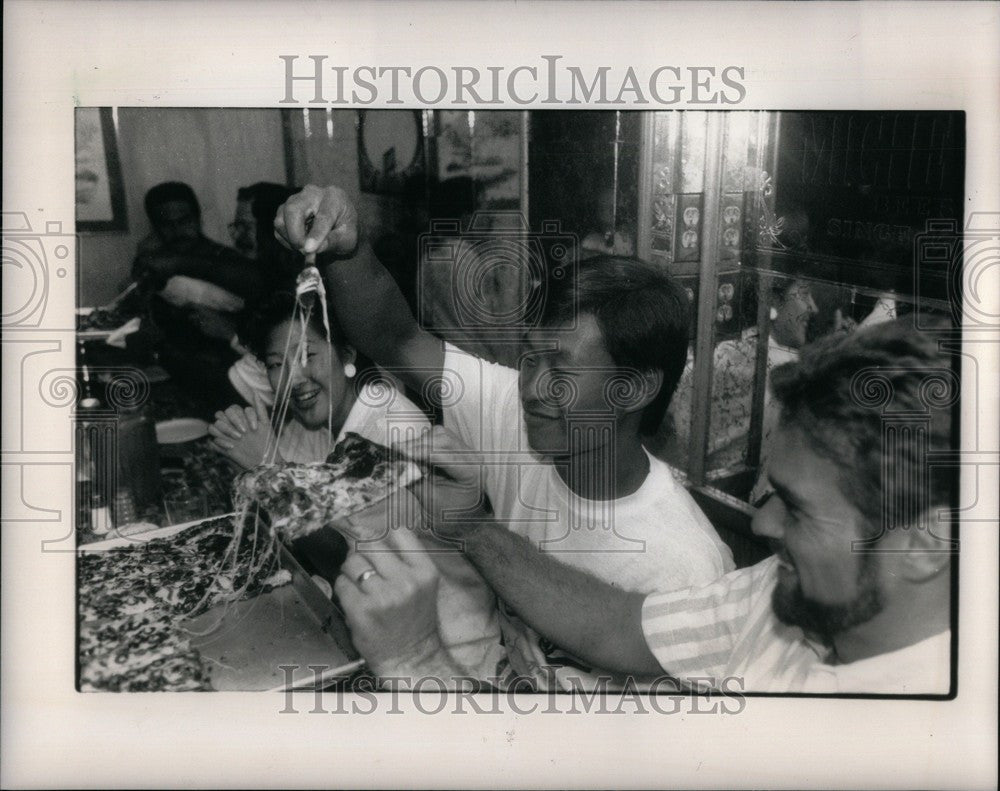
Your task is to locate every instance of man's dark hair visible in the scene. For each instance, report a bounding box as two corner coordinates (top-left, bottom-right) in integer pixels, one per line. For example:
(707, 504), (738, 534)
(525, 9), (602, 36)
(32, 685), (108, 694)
(237, 182), (297, 228)
(541, 254), (692, 434)
(770, 318), (955, 534)
(144, 181), (200, 220)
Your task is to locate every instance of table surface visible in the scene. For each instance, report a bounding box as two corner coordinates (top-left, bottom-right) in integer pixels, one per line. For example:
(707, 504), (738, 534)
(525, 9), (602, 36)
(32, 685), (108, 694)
(77, 370), (242, 545)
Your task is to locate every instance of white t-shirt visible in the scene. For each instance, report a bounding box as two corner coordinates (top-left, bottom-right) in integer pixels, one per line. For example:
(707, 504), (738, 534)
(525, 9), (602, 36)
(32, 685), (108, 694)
(275, 379), (431, 463)
(441, 344), (735, 689)
(641, 556), (952, 694)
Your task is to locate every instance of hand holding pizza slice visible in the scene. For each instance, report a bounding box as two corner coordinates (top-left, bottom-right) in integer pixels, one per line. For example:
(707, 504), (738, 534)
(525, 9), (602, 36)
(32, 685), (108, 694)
(390, 425), (494, 545)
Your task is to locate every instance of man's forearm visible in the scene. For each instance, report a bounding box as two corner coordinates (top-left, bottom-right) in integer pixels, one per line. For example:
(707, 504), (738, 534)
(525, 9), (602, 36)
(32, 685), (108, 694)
(462, 521), (662, 676)
(140, 250), (263, 299)
(318, 239), (442, 390)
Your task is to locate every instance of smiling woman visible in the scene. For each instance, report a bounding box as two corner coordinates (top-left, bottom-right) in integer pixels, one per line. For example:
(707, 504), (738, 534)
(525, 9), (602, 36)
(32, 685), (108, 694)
(211, 289), (430, 472)
(220, 290), (359, 466)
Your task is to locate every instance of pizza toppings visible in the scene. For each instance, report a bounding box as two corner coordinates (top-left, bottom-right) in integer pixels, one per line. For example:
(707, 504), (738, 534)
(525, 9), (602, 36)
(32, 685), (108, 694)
(77, 515), (287, 692)
(231, 432), (421, 543)
(80, 434), (418, 692)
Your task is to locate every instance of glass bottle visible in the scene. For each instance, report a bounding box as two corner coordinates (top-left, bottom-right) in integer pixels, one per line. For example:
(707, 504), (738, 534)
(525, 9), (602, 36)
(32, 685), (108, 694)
(116, 403), (162, 509)
(90, 492), (112, 536)
(114, 486), (138, 526)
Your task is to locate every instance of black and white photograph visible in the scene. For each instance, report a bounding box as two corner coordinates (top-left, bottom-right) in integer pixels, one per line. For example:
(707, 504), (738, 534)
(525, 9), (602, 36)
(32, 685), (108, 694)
(70, 106), (963, 697)
(2, 2), (998, 789)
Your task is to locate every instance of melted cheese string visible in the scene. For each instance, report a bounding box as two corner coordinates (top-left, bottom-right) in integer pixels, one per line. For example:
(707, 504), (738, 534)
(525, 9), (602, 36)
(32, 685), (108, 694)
(196, 258), (338, 637)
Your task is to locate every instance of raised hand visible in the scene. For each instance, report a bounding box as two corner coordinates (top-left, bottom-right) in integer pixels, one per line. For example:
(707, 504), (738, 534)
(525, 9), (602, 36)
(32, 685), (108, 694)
(273, 185), (359, 257)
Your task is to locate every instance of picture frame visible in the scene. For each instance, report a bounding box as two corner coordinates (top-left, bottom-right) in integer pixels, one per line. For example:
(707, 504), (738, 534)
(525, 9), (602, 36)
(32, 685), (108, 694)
(357, 109), (425, 195)
(75, 107), (128, 232)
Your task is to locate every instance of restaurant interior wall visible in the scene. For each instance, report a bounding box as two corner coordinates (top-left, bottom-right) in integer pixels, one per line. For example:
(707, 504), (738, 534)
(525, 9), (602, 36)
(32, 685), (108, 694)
(77, 108), (287, 306)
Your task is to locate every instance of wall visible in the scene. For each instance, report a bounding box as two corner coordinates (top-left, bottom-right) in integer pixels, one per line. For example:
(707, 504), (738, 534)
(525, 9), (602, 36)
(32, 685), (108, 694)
(77, 108), (286, 306)
(285, 109), (410, 239)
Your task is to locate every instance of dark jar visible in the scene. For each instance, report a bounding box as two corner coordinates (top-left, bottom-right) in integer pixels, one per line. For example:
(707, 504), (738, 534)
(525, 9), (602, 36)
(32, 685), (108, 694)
(116, 404), (162, 509)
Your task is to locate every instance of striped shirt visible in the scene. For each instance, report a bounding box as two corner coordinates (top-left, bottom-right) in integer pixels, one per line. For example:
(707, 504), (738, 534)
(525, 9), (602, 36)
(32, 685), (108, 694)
(641, 556), (951, 694)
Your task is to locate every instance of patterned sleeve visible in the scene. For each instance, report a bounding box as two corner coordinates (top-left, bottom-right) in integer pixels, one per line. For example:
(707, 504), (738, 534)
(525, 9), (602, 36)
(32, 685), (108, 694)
(640, 558), (776, 686)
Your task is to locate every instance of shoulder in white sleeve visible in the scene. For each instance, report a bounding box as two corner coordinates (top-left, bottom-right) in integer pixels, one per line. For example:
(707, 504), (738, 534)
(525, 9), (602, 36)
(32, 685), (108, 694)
(441, 342), (520, 452)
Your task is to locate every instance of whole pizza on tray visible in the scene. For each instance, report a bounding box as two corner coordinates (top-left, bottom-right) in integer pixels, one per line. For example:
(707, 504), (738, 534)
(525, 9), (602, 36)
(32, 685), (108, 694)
(78, 433), (417, 691)
(232, 431), (422, 542)
(77, 515), (290, 692)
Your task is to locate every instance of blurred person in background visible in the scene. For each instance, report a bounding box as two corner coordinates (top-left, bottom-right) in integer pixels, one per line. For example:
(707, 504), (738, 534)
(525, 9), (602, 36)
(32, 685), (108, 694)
(229, 182), (302, 291)
(130, 181), (267, 415)
(665, 270), (818, 494)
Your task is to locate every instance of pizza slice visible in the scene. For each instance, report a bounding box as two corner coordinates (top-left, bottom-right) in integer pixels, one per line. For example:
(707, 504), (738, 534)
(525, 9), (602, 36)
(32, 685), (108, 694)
(231, 432), (421, 543)
(79, 611), (192, 686)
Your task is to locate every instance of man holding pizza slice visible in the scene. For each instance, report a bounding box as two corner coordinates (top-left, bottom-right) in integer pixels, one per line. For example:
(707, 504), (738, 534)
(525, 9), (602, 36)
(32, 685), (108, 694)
(275, 185), (734, 690)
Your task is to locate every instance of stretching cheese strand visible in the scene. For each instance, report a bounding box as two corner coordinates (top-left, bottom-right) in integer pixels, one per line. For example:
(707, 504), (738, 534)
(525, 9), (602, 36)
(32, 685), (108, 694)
(198, 255), (336, 634)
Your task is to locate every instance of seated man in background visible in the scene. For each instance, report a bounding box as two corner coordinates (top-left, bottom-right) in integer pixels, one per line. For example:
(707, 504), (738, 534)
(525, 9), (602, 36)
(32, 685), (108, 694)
(274, 185), (734, 691)
(131, 181), (264, 298)
(228, 181), (301, 291)
(390, 319), (954, 694)
(225, 181), (305, 404)
(132, 181), (267, 414)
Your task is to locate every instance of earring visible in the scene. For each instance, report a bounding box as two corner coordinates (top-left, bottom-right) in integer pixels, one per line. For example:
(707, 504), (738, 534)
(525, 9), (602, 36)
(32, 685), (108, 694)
(344, 362), (357, 378)
(769, 307), (779, 321)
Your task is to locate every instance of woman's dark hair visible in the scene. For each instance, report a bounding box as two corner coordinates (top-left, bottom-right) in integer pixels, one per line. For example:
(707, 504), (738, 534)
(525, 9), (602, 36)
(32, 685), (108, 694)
(239, 291), (349, 361)
(541, 255), (691, 434)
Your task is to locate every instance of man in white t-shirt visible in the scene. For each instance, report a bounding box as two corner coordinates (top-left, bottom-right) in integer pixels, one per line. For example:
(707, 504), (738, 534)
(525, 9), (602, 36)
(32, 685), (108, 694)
(385, 320), (956, 694)
(274, 185), (734, 690)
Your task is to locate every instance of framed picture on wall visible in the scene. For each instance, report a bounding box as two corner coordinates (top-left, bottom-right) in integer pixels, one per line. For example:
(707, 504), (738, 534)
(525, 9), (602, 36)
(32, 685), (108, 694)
(357, 109), (425, 195)
(75, 107), (128, 232)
